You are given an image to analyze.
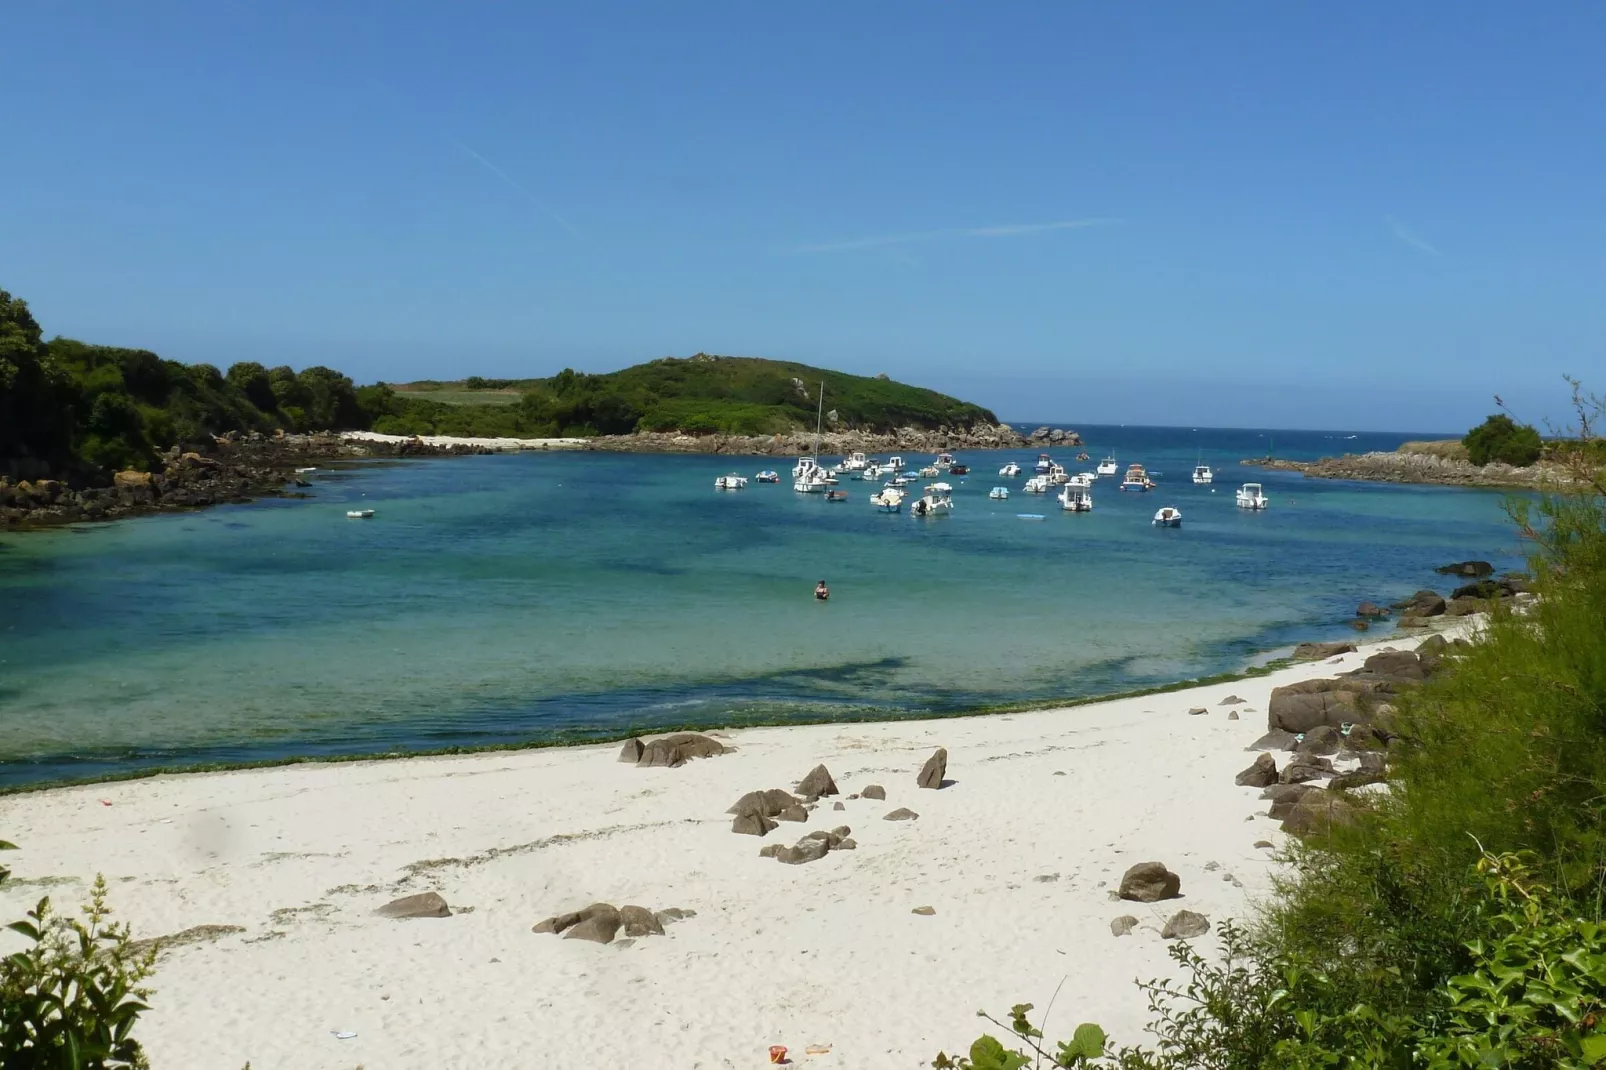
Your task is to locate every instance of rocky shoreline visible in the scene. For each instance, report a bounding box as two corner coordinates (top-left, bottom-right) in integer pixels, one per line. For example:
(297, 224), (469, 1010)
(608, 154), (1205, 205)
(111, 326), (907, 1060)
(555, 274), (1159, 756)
(1242, 450), (1556, 489)
(578, 421), (1029, 456)
(0, 433), (496, 530)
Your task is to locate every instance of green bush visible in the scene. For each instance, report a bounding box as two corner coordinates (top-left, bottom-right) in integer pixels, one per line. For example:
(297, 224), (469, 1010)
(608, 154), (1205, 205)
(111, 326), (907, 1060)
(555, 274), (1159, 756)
(1, 876), (156, 1069)
(1464, 413), (1543, 467)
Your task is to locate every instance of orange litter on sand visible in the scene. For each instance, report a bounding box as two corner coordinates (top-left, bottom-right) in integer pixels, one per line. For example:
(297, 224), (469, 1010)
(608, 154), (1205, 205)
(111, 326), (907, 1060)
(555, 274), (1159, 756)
(769, 1045), (787, 1064)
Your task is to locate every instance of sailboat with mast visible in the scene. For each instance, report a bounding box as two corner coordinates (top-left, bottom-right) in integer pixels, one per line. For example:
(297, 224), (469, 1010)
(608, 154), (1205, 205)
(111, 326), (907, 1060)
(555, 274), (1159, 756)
(793, 380), (834, 493)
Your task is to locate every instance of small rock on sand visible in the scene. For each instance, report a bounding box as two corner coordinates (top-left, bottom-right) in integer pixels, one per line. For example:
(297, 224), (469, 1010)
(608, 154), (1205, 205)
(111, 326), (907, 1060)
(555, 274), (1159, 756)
(884, 807), (920, 821)
(1228, 711), (1240, 720)
(1188, 706), (1207, 715)
(562, 903), (622, 944)
(1118, 862), (1181, 902)
(917, 748), (948, 789)
(620, 905), (664, 937)
(861, 784), (887, 800)
(618, 737), (645, 763)
(912, 906), (936, 916)
(797, 764), (839, 798)
(1254, 840), (1275, 849)
(1162, 910), (1211, 940)
(1219, 695), (1245, 705)
(832, 801), (845, 811)
(732, 813), (778, 837)
(778, 805), (810, 822)
(1110, 915), (1138, 937)
(1235, 753), (1278, 788)
(636, 733), (726, 768)
(758, 844), (782, 858)
(376, 892), (451, 919)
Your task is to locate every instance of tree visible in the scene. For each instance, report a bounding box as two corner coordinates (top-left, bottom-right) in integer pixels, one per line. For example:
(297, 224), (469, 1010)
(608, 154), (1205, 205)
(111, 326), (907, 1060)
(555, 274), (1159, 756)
(1464, 413), (1543, 467)
(225, 362), (276, 412)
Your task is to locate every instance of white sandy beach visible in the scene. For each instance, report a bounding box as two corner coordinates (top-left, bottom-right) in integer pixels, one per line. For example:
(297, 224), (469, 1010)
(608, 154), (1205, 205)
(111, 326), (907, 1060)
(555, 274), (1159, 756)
(0, 633), (1452, 1069)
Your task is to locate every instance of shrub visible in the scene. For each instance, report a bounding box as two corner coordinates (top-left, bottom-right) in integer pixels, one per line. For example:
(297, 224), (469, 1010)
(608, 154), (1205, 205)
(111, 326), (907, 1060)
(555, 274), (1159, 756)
(1464, 413), (1543, 467)
(1, 876), (156, 1069)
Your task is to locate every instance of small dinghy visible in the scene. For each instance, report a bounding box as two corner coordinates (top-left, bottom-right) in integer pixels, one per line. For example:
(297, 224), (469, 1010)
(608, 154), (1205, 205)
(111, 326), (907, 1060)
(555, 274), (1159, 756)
(346, 509), (374, 519)
(715, 474), (748, 490)
(1152, 506), (1183, 528)
(988, 486), (1009, 500)
(825, 489), (849, 502)
(1017, 513), (1046, 521)
(755, 470), (780, 483)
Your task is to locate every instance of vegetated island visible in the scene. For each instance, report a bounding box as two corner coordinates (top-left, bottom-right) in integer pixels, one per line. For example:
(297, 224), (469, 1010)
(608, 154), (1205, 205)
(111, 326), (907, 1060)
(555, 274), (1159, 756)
(0, 286), (1022, 527)
(1244, 412), (1604, 489)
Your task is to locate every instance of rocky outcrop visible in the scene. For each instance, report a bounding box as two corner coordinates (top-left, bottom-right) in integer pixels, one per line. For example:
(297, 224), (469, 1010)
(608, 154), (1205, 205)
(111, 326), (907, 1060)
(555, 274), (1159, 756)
(1243, 449), (1562, 489)
(583, 423), (1027, 457)
(1118, 862), (1181, 903)
(1436, 560), (1494, 578)
(1, 432), (496, 530)
(1027, 427), (1084, 446)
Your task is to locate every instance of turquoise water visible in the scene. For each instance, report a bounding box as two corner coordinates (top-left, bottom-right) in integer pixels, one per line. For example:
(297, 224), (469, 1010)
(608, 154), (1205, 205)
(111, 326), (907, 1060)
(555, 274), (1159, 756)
(0, 426), (1525, 788)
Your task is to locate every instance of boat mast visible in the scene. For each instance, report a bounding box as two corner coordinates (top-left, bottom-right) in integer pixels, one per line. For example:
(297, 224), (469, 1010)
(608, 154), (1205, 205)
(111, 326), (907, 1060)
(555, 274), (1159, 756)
(813, 381), (825, 460)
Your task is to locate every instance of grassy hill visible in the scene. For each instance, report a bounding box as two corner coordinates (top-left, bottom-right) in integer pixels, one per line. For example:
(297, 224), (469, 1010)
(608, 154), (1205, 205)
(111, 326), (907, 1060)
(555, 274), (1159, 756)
(374, 354), (999, 438)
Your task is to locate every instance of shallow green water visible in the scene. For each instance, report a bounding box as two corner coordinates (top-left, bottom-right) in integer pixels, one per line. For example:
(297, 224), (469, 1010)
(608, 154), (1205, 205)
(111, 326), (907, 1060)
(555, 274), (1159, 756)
(0, 425), (1523, 787)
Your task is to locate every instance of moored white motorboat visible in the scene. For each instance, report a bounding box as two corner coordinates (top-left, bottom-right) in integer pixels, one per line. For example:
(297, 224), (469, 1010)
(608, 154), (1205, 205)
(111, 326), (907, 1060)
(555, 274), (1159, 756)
(1096, 455), (1118, 477)
(919, 465), (940, 478)
(1153, 506), (1183, 527)
(1033, 453), (1053, 474)
(934, 452), (955, 470)
(841, 451), (869, 471)
(1066, 472), (1093, 488)
(910, 484), (955, 516)
(886, 455), (905, 471)
(1119, 464), (1155, 492)
(1059, 485), (1093, 512)
(1236, 482), (1269, 510)
(1023, 475), (1051, 494)
(999, 461), (1022, 477)
(755, 470), (780, 483)
(1192, 464), (1214, 485)
(715, 473), (748, 490)
(871, 487), (905, 512)
(1046, 462), (1070, 484)
(794, 470), (831, 493)
(861, 463), (886, 481)
(346, 509), (374, 519)
(988, 486), (1010, 500)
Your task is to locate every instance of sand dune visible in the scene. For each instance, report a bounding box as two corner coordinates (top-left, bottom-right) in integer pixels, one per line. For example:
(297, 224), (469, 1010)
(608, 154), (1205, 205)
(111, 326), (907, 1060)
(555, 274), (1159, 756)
(0, 636), (1449, 1068)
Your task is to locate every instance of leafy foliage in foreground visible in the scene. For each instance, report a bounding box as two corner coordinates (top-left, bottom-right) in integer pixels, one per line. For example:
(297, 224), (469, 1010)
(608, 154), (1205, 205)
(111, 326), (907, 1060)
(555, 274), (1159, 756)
(1, 876), (156, 1069)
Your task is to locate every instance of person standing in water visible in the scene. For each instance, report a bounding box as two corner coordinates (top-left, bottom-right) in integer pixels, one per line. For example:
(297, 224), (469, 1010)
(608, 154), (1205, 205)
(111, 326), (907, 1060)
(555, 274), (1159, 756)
(814, 580), (829, 601)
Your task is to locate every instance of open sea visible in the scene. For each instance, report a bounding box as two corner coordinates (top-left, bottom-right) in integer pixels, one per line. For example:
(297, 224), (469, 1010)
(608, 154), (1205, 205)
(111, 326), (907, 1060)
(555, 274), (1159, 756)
(0, 425), (1528, 789)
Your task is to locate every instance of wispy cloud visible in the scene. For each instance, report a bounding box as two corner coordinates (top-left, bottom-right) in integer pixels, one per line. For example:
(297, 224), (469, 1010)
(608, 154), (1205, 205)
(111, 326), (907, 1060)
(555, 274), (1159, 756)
(449, 136), (584, 240)
(1386, 216), (1441, 257)
(797, 217), (1121, 254)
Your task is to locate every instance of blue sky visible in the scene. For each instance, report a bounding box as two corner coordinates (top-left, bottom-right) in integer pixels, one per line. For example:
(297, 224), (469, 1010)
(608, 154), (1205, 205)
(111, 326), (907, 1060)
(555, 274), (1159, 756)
(3, 3), (1602, 432)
